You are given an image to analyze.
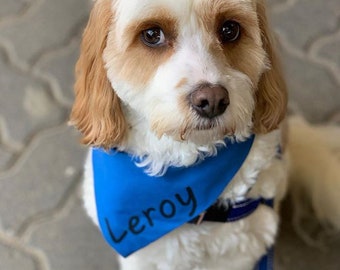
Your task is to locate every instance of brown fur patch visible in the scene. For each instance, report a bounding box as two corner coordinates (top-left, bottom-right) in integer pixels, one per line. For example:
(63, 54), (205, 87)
(70, 0), (127, 149)
(195, 0), (265, 85)
(104, 9), (178, 87)
(175, 78), (189, 89)
(252, 0), (288, 134)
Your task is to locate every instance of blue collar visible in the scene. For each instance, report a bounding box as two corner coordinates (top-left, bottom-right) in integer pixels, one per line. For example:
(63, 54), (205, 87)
(92, 136), (254, 257)
(189, 197), (274, 224)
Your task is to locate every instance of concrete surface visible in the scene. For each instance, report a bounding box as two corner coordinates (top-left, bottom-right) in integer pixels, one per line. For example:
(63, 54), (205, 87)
(0, 0), (339, 269)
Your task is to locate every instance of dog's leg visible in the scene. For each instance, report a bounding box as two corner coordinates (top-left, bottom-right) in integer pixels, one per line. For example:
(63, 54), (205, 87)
(118, 255), (157, 270)
(83, 151), (99, 226)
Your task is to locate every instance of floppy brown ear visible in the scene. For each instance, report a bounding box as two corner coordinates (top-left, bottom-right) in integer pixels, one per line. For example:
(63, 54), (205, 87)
(253, 0), (288, 134)
(70, 0), (126, 148)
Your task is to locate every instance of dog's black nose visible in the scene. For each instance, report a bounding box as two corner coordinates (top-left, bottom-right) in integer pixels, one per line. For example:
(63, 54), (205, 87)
(190, 84), (229, 119)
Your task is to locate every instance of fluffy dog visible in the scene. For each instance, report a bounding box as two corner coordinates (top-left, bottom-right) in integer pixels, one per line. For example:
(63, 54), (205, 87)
(70, 0), (340, 269)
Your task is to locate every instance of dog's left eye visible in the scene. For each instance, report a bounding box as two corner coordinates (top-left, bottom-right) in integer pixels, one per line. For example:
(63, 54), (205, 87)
(141, 27), (166, 47)
(219, 20), (241, 43)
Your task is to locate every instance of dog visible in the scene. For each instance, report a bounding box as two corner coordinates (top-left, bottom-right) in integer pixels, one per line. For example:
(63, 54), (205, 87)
(70, 0), (340, 269)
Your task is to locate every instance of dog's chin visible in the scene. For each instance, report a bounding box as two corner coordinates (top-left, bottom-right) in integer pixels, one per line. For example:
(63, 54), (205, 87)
(182, 129), (230, 145)
(150, 110), (254, 145)
(158, 122), (251, 145)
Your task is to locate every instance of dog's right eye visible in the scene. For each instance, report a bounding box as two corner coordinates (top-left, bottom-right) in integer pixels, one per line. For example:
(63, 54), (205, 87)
(141, 27), (166, 47)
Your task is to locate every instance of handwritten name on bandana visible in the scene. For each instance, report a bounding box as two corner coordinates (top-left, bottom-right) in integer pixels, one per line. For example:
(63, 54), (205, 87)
(92, 136), (254, 257)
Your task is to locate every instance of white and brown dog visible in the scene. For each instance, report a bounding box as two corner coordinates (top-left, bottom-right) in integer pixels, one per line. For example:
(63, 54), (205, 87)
(70, 0), (340, 269)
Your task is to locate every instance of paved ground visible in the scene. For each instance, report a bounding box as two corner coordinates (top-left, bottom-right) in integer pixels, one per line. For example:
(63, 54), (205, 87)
(0, 0), (339, 269)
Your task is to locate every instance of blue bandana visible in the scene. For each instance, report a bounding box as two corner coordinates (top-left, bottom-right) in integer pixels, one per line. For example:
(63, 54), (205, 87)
(92, 136), (254, 257)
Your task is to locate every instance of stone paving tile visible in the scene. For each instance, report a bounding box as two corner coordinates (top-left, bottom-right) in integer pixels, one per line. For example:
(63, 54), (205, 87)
(314, 33), (340, 70)
(0, 146), (15, 171)
(35, 36), (82, 107)
(0, 47), (67, 144)
(0, 242), (36, 270)
(281, 48), (340, 122)
(0, 0), (90, 65)
(0, 125), (85, 233)
(271, 0), (340, 50)
(276, 199), (340, 270)
(0, 0), (32, 19)
(268, 0), (287, 5)
(30, 195), (119, 270)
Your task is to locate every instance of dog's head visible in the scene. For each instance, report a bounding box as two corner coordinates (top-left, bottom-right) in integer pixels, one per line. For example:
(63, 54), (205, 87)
(70, 0), (287, 149)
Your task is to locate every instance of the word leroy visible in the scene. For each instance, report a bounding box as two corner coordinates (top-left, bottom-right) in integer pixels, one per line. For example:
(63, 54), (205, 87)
(105, 186), (197, 243)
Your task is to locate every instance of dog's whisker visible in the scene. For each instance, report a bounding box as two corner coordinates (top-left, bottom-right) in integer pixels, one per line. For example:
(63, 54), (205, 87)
(180, 121), (191, 141)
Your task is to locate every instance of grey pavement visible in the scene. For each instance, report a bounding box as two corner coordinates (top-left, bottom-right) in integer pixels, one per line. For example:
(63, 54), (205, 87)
(0, 0), (339, 269)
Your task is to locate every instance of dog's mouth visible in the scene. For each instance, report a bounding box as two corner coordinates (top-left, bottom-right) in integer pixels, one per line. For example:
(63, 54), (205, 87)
(179, 116), (234, 141)
(194, 119), (219, 131)
(188, 115), (221, 130)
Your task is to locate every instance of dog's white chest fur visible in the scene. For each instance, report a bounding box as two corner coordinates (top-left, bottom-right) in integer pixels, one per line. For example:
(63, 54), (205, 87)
(83, 130), (287, 270)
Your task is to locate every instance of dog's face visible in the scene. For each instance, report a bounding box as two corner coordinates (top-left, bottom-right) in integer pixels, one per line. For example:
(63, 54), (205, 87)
(71, 0), (287, 148)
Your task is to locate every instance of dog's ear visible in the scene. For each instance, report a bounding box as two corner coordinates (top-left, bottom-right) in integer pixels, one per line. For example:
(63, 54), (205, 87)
(70, 0), (126, 148)
(253, 0), (287, 134)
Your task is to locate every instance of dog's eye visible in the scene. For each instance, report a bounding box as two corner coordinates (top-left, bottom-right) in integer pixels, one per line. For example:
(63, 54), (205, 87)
(141, 27), (166, 47)
(219, 20), (241, 43)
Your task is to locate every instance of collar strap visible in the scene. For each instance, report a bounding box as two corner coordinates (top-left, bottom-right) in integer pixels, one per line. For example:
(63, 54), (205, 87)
(189, 198), (274, 224)
(255, 247), (274, 270)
